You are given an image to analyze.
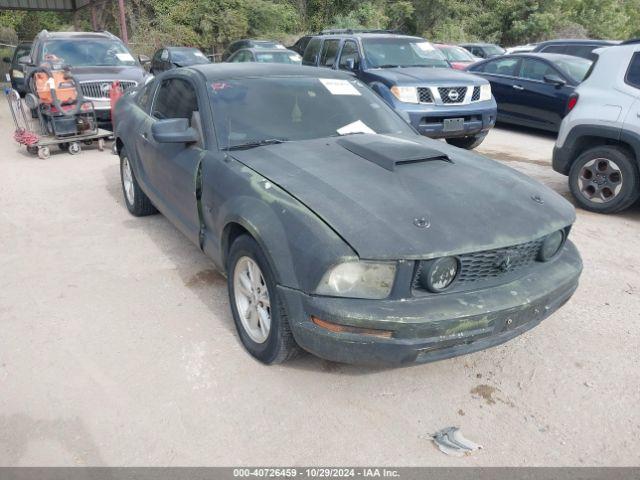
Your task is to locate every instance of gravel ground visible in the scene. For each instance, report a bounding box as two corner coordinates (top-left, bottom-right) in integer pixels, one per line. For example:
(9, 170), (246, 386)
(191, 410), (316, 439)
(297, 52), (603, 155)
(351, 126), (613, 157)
(1, 99), (639, 467)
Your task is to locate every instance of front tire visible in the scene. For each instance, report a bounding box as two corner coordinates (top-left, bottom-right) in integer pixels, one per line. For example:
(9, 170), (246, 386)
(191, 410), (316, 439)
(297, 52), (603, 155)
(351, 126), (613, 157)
(227, 235), (300, 364)
(445, 133), (487, 150)
(568, 146), (639, 214)
(119, 147), (158, 216)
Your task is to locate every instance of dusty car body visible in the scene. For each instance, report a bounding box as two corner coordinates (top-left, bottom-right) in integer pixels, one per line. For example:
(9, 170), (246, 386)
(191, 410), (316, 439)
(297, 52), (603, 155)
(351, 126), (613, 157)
(113, 64), (582, 366)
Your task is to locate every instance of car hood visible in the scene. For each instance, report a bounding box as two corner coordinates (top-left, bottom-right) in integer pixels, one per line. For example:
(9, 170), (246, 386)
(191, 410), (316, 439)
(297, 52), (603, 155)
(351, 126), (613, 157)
(364, 67), (486, 86)
(231, 134), (575, 260)
(67, 66), (146, 83)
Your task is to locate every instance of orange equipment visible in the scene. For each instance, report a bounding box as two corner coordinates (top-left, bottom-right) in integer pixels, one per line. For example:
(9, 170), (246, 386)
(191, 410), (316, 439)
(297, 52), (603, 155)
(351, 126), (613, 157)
(33, 68), (77, 105)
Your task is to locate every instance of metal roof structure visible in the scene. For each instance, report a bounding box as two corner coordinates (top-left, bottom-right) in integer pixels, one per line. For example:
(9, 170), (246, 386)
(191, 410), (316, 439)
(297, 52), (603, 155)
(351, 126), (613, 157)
(0, 0), (92, 11)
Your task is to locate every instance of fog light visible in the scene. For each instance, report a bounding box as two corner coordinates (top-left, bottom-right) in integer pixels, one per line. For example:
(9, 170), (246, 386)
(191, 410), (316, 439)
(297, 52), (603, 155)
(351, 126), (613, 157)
(421, 256), (459, 293)
(539, 230), (565, 261)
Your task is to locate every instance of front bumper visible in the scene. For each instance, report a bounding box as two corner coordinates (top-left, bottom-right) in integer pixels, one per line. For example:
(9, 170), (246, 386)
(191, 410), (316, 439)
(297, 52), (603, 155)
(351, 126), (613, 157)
(282, 241), (582, 366)
(395, 99), (497, 139)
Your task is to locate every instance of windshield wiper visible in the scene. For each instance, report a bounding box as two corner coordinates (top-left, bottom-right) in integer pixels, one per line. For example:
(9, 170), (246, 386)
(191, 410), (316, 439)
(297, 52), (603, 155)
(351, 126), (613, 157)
(374, 64), (401, 69)
(224, 138), (288, 151)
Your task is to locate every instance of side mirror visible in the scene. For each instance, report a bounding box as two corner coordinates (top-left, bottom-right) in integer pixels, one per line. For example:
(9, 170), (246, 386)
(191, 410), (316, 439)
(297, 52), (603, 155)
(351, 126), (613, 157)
(18, 55), (32, 65)
(3, 56), (11, 63)
(344, 58), (356, 71)
(544, 74), (566, 88)
(152, 118), (199, 144)
(138, 54), (151, 65)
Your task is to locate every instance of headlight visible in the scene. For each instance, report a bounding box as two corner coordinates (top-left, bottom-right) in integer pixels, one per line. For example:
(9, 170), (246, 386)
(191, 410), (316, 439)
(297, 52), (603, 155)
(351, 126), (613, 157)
(390, 86), (419, 104)
(539, 230), (565, 261)
(316, 261), (396, 299)
(479, 83), (492, 101)
(12, 69), (24, 79)
(420, 256), (460, 293)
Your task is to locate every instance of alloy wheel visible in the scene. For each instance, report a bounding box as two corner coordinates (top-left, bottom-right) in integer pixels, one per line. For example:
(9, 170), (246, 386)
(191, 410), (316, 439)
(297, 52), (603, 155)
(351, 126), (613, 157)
(578, 157), (623, 204)
(233, 256), (271, 344)
(122, 157), (135, 205)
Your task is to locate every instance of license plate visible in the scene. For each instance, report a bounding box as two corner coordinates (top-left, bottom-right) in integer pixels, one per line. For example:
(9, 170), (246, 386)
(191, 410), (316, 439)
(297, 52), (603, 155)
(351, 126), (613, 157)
(443, 118), (464, 131)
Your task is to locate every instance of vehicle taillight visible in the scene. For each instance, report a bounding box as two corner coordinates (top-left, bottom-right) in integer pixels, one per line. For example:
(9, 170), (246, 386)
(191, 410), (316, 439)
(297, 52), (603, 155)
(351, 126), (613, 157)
(566, 93), (579, 114)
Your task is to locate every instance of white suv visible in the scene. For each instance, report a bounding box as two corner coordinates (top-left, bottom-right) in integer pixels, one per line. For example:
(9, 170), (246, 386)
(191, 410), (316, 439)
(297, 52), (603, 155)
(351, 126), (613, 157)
(553, 40), (640, 213)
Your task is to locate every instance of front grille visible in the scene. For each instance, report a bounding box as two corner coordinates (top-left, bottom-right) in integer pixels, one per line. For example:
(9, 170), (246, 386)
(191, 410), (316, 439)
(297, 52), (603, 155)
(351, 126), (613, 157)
(471, 86), (480, 101)
(80, 80), (137, 99)
(438, 86), (467, 104)
(417, 87), (433, 103)
(413, 238), (545, 293)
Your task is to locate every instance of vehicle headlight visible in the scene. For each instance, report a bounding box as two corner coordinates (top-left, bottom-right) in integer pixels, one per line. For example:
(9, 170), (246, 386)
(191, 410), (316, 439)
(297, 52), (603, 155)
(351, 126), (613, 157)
(316, 261), (396, 299)
(538, 230), (565, 261)
(390, 85), (419, 104)
(479, 83), (492, 101)
(420, 256), (460, 293)
(12, 69), (24, 79)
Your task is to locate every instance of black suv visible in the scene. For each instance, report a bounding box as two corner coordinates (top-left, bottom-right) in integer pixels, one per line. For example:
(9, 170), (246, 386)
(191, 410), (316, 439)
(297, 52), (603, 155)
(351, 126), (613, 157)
(21, 30), (149, 126)
(532, 39), (619, 61)
(301, 32), (497, 149)
(3, 41), (32, 95)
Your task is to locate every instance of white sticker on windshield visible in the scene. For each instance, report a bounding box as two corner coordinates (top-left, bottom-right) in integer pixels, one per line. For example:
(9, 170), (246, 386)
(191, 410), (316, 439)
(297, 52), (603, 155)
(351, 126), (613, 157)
(289, 54), (301, 61)
(194, 51), (206, 58)
(319, 78), (361, 96)
(116, 52), (135, 61)
(275, 45), (286, 49)
(416, 42), (435, 52)
(337, 120), (375, 136)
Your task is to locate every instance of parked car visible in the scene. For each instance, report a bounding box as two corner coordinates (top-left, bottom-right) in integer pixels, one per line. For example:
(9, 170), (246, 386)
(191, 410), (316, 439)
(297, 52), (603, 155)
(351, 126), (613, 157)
(113, 63), (582, 365)
(459, 43), (506, 59)
(3, 41), (32, 95)
(434, 43), (480, 70)
(150, 46), (210, 74)
(553, 41), (640, 213)
(302, 32), (497, 149)
(221, 39), (285, 61)
(532, 39), (619, 61)
(21, 30), (148, 127)
(227, 47), (302, 64)
(468, 53), (592, 132)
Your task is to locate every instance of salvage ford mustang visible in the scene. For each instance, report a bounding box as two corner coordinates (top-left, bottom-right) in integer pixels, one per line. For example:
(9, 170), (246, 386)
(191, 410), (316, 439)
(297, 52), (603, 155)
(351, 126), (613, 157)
(113, 64), (582, 366)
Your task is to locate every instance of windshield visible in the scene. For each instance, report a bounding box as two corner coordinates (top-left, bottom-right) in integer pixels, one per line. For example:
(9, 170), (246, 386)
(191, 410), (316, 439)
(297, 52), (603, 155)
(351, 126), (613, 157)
(553, 56), (592, 83)
(483, 45), (506, 56)
(362, 38), (450, 68)
(171, 48), (209, 65)
(209, 76), (414, 149)
(438, 45), (475, 62)
(42, 39), (137, 67)
(255, 51), (302, 64)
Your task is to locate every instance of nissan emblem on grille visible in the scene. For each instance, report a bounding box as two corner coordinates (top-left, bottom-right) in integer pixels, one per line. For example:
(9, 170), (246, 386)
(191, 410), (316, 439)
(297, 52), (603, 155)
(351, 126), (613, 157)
(448, 90), (459, 101)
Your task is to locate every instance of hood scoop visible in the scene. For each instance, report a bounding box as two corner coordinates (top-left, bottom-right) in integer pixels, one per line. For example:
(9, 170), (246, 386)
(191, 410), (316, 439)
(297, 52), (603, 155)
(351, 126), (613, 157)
(336, 134), (450, 172)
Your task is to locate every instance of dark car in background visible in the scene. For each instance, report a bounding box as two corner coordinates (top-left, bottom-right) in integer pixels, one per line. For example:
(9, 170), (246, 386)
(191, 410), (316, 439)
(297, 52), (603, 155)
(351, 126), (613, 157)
(21, 30), (148, 126)
(532, 39), (619, 61)
(289, 35), (314, 55)
(302, 32), (497, 149)
(460, 43), (506, 59)
(150, 46), (210, 74)
(227, 47), (302, 64)
(113, 63), (581, 365)
(3, 41), (31, 95)
(221, 39), (285, 61)
(434, 43), (479, 70)
(468, 53), (592, 132)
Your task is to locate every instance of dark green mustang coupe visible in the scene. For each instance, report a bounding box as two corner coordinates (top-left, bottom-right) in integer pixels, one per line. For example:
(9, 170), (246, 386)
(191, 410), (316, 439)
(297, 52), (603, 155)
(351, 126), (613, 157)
(113, 64), (582, 365)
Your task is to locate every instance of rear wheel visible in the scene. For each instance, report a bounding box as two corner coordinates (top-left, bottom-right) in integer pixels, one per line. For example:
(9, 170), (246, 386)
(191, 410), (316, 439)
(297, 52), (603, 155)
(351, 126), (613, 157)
(227, 235), (300, 364)
(569, 146), (639, 214)
(119, 147), (158, 216)
(445, 133), (487, 150)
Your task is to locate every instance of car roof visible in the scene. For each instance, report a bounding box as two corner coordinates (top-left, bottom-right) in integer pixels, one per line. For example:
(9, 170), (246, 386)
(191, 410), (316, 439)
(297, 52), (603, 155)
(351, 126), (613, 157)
(508, 52), (591, 62)
(190, 63), (352, 80)
(240, 48), (297, 54)
(460, 43), (499, 47)
(535, 39), (619, 47)
(37, 31), (118, 41)
(166, 46), (201, 51)
(311, 33), (423, 41)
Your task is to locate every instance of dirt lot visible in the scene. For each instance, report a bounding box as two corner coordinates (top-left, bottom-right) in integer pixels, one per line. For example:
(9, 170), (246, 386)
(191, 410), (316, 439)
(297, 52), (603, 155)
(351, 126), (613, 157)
(1, 99), (639, 466)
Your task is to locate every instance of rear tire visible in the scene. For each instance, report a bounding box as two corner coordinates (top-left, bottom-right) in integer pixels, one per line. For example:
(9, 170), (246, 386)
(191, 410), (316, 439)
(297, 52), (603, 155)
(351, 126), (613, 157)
(227, 234), (300, 364)
(119, 147), (158, 216)
(568, 146), (639, 214)
(445, 132), (487, 150)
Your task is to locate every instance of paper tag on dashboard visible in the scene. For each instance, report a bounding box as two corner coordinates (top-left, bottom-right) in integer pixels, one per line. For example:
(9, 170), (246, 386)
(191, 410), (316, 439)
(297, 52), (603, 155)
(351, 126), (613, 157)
(319, 78), (361, 95)
(337, 120), (375, 135)
(416, 42), (435, 51)
(116, 53), (135, 62)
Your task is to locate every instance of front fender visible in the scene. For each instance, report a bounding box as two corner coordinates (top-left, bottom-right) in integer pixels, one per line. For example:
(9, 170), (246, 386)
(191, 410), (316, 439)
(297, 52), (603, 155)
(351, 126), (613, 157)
(200, 158), (356, 292)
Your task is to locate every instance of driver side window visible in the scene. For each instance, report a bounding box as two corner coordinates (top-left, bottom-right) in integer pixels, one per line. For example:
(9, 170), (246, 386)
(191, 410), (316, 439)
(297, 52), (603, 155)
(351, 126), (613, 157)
(152, 78), (198, 120)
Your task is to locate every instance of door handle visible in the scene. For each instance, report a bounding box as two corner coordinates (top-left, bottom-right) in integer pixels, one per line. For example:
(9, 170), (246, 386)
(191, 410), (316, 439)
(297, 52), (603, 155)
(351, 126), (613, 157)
(513, 85), (524, 91)
(141, 131), (148, 140)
